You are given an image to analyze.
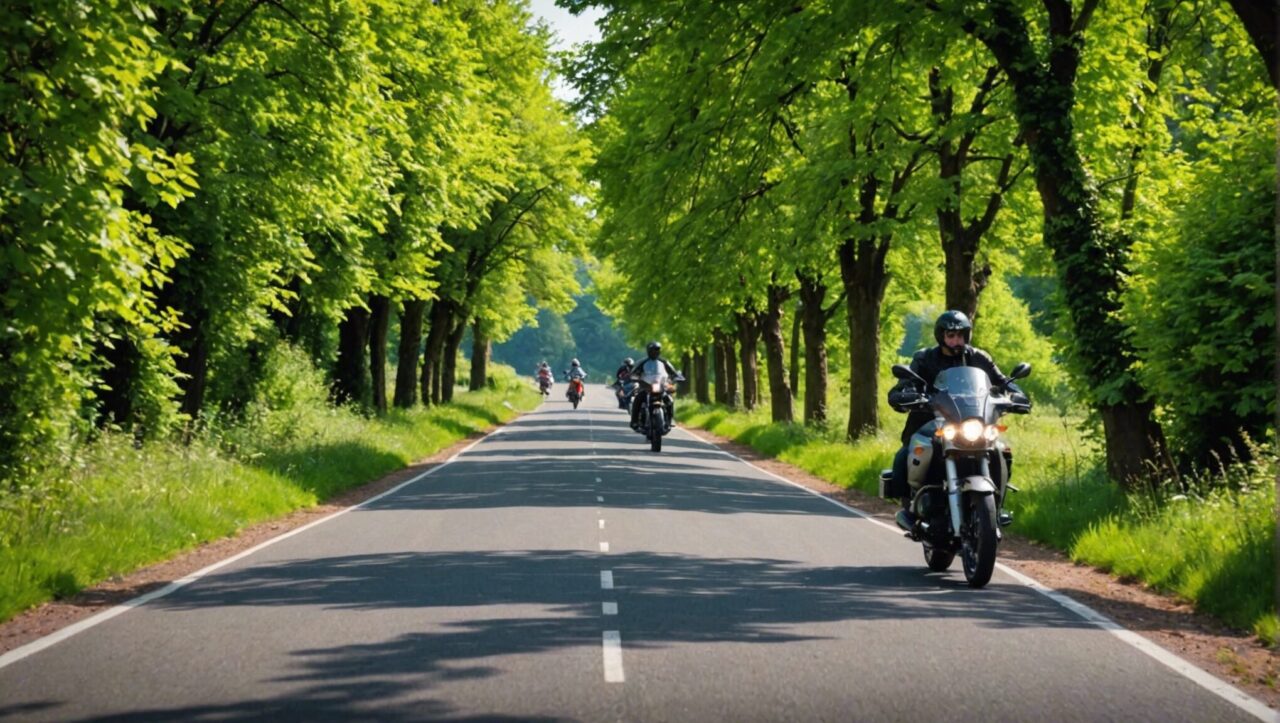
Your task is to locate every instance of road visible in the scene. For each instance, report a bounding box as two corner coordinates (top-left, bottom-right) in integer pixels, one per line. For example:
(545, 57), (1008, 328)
(0, 387), (1268, 721)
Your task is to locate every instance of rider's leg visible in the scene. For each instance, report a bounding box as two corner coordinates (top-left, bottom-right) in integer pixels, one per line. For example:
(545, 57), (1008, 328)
(892, 445), (916, 529)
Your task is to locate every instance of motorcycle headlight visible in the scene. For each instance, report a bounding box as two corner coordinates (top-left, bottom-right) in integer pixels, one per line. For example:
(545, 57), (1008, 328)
(651, 383), (662, 393)
(942, 424), (957, 441)
(960, 419), (985, 442)
(983, 424), (1000, 441)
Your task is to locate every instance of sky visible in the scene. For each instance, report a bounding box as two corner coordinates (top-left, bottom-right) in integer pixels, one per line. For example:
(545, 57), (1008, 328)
(527, 0), (603, 51)
(526, 0), (604, 103)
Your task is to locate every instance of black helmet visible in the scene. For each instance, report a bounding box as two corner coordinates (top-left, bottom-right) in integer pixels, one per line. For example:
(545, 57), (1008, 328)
(933, 310), (972, 346)
(622, 357), (634, 367)
(646, 341), (661, 359)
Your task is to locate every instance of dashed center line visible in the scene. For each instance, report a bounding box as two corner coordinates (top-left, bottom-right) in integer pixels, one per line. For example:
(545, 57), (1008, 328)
(599, 542), (609, 552)
(603, 631), (625, 682)
(596, 495), (604, 502)
(602, 602), (618, 616)
(600, 570), (614, 589)
(599, 519), (605, 529)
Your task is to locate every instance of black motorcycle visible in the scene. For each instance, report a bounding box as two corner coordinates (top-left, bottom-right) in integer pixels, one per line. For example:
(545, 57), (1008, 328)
(880, 362), (1031, 588)
(612, 378), (637, 410)
(632, 361), (684, 453)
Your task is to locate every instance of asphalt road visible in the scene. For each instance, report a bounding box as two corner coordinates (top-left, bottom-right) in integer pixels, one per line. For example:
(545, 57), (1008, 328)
(0, 388), (1268, 721)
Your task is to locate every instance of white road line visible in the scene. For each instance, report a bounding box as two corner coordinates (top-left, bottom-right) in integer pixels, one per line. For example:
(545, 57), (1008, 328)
(595, 477), (602, 482)
(0, 424), (507, 672)
(599, 519), (606, 529)
(599, 542), (610, 552)
(602, 602), (618, 615)
(602, 631), (625, 682)
(669, 425), (1275, 722)
(597, 495), (604, 502)
(600, 570), (614, 589)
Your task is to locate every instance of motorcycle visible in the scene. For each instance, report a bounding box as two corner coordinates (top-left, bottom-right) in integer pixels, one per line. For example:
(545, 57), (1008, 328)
(536, 372), (553, 396)
(879, 362), (1031, 588)
(566, 375), (585, 409)
(612, 378), (637, 410)
(632, 361), (684, 453)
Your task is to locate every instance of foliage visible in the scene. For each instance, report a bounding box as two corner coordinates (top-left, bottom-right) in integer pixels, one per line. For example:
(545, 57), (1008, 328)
(1127, 121), (1276, 466)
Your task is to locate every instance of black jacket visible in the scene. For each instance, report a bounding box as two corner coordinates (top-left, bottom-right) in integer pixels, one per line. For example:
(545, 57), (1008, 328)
(889, 345), (1020, 444)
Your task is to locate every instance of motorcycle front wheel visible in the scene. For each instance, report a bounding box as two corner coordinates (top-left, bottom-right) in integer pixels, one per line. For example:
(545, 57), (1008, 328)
(923, 542), (955, 571)
(650, 408), (665, 452)
(960, 493), (998, 588)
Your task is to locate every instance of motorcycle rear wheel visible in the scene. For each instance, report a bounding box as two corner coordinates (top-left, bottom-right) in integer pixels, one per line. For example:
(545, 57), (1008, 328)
(650, 408), (665, 452)
(960, 493), (998, 588)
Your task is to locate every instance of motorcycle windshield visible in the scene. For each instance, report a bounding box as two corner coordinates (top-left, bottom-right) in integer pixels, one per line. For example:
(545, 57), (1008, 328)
(639, 360), (669, 386)
(932, 367), (992, 422)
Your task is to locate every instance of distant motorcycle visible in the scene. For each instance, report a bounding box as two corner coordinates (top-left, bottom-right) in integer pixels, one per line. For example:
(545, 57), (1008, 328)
(880, 362), (1031, 588)
(536, 371), (553, 396)
(566, 376), (585, 409)
(612, 378), (637, 410)
(632, 360), (684, 453)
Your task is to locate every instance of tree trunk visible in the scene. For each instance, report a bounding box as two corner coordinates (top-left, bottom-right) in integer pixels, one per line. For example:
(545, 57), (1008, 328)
(334, 304), (370, 408)
(442, 313), (467, 403)
(761, 284), (793, 423)
(421, 301), (449, 407)
(736, 312), (760, 411)
(712, 328), (729, 404)
(470, 318), (490, 391)
(679, 352), (692, 396)
(789, 301), (801, 399)
(95, 329), (139, 428)
(368, 294), (390, 415)
(694, 349), (710, 403)
(974, 0), (1171, 486)
(838, 235), (889, 441)
(394, 299), (425, 408)
(798, 275), (830, 425)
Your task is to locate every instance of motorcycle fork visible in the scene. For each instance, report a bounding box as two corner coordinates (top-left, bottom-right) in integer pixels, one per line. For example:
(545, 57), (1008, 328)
(945, 454), (992, 540)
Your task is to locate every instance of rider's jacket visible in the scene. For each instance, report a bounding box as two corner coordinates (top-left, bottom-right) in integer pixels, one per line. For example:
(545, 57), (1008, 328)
(614, 365), (632, 384)
(888, 345), (1015, 444)
(628, 357), (678, 381)
(564, 367), (588, 381)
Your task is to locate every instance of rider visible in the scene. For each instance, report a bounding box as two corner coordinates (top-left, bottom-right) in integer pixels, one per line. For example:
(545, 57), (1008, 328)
(614, 357), (635, 385)
(535, 361), (553, 390)
(886, 310), (1029, 529)
(629, 342), (680, 430)
(563, 359), (588, 398)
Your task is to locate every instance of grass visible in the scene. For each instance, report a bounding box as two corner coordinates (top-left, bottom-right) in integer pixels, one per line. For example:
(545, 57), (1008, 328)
(679, 400), (1277, 645)
(0, 367), (541, 624)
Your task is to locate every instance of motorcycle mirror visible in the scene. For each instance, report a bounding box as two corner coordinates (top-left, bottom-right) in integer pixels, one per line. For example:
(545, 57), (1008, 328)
(1010, 362), (1032, 380)
(891, 364), (926, 385)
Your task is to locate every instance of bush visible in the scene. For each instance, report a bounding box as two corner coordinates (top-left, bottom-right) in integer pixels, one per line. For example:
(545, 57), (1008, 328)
(1128, 122), (1276, 468)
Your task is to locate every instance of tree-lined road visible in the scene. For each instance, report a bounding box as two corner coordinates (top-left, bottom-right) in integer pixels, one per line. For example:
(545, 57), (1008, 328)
(0, 389), (1264, 721)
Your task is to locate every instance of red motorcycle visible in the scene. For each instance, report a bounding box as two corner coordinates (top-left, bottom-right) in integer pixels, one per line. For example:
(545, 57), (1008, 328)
(566, 377), (584, 409)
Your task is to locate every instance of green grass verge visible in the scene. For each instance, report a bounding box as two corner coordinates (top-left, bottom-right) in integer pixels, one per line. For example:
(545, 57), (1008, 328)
(0, 371), (540, 624)
(679, 401), (1277, 645)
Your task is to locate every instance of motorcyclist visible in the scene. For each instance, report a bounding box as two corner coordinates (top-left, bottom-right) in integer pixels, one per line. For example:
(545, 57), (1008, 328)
(629, 342), (681, 431)
(614, 357), (635, 385)
(535, 361), (553, 393)
(886, 310), (1030, 529)
(563, 359), (588, 398)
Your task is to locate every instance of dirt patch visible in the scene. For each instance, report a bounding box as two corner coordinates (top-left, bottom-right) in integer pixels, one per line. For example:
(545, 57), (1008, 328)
(678, 426), (1278, 710)
(2, 422), (1275, 711)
